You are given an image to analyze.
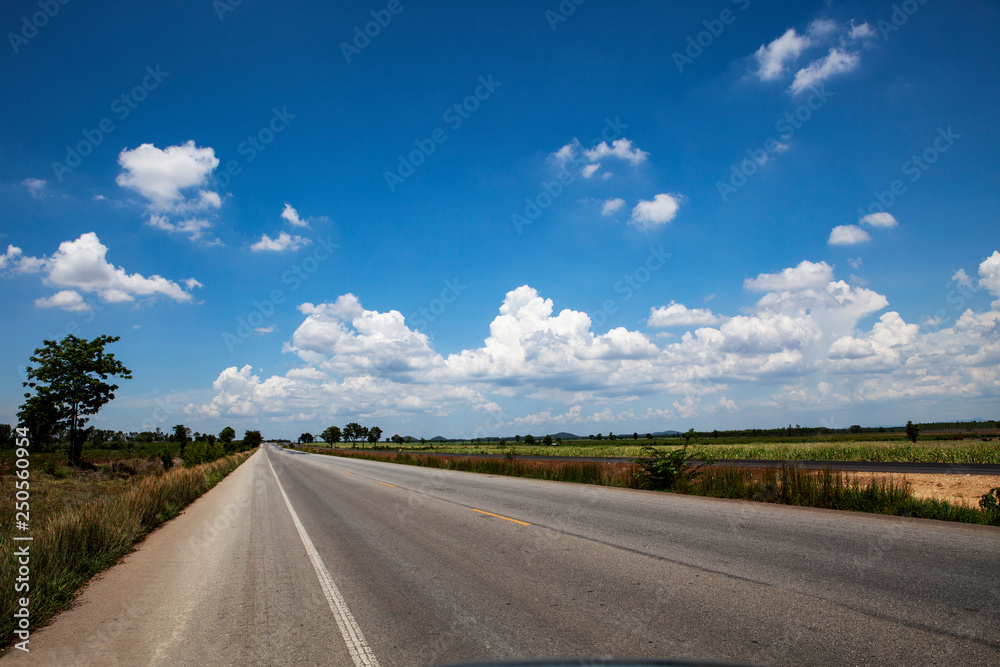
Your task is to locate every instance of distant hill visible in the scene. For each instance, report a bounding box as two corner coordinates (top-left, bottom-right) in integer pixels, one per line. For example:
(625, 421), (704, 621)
(429, 436), (448, 442)
(651, 430), (680, 436)
(548, 432), (580, 440)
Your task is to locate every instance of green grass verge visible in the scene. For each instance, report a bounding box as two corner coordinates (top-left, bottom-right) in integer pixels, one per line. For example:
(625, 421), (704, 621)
(304, 448), (1000, 527)
(0, 449), (255, 651)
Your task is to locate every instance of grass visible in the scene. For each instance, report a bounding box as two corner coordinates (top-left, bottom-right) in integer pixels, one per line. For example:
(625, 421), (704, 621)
(345, 437), (1000, 464)
(0, 449), (255, 650)
(303, 447), (1000, 527)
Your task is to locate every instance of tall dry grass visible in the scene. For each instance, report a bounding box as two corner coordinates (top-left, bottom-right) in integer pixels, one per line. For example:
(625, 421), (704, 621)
(1, 450), (254, 649)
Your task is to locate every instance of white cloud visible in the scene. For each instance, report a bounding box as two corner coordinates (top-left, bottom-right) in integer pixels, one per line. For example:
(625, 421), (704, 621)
(629, 194), (682, 231)
(35, 290), (90, 311)
(648, 301), (725, 327)
(281, 203), (309, 228)
(601, 198), (625, 216)
(860, 212), (898, 228)
(848, 21), (877, 41)
(848, 257), (863, 270)
(789, 48), (860, 94)
(550, 137), (648, 178)
(22, 178), (47, 198)
(147, 215), (218, 244)
(251, 231), (311, 252)
(254, 326), (276, 334)
(189, 253), (1000, 430)
(807, 19), (840, 39)
(979, 251), (1000, 304)
(584, 139), (649, 166)
(951, 269), (972, 288)
(828, 224), (871, 245)
(116, 141), (220, 211)
(753, 28), (811, 81)
(744, 260), (833, 292)
(4, 233), (199, 309)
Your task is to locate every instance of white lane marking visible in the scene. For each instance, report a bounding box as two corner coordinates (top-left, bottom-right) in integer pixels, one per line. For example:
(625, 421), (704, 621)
(265, 450), (381, 667)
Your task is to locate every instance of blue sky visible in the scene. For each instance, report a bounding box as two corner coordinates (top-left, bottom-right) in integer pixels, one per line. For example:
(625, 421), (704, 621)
(2, 0), (998, 439)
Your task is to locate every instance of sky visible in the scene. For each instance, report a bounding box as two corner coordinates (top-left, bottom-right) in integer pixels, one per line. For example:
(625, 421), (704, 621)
(1, 0), (999, 440)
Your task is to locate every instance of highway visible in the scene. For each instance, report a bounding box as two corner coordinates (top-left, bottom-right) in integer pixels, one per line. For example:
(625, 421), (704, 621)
(5, 444), (999, 666)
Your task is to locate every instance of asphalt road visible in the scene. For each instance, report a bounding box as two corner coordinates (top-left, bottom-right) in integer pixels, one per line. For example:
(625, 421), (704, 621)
(6, 445), (999, 666)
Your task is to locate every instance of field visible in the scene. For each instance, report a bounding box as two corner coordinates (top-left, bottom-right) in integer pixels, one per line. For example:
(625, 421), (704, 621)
(333, 434), (1000, 464)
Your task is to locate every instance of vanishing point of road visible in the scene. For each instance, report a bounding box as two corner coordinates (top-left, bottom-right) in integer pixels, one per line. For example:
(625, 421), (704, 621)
(4, 445), (998, 666)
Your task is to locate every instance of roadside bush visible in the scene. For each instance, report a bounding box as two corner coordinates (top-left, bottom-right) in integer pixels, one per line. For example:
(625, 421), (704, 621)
(980, 487), (1000, 525)
(633, 445), (702, 491)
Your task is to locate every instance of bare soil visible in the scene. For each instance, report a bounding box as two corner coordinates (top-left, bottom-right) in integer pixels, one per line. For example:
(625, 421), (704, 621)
(851, 472), (1000, 507)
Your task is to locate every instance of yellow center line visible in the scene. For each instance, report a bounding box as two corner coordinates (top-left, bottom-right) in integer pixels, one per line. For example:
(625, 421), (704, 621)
(342, 470), (352, 474)
(471, 508), (531, 526)
(378, 481), (397, 488)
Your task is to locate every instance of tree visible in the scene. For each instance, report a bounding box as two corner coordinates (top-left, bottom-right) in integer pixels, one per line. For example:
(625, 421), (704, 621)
(0, 424), (13, 449)
(172, 424), (191, 443)
(357, 425), (369, 449)
(543, 434), (553, 446)
(299, 432), (315, 444)
(391, 434), (404, 445)
(243, 430), (263, 448)
(19, 335), (132, 466)
(367, 426), (382, 448)
(321, 426), (342, 446)
(633, 432), (639, 441)
(343, 422), (363, 448)
(849, 424), (862, 434)
(219, 427), (236, 445)
(905, 420), (920, 443)
(523, 434), (535, 445)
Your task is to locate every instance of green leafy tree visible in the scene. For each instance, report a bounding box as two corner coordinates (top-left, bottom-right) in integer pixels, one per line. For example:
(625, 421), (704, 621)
(391, 434), (404, 445)
(905, 420), (920, 443)
(321, 426), (342, 446)
(543, 434), (553, 446)
(367, 426), (382, 448)
(343, 423), (363, 448)
(243, 430), (263, 448)
(299, 432), (315, 444)
(357, 425), (369, 449)
(0, 424), (13, 449)
(219, 426), (236, 445)
(172, 424), (191, 443)
(523, 434), (535, 445)
(19, 335), (132, 466)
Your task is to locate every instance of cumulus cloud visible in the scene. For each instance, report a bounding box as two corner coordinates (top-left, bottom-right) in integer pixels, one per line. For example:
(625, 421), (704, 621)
(951, 269), (972, 288)
(117, 141), (223, 244)
(601, 198), (625, 216)
(828, 224), (871, 245)
(189, 253), (1000, 431)
(753, 28), (811, 81)
(35, 290), (90, 311)
(744, 260), (833, 292)
(251, 231), (311, 252)
(648, 301), (725, 327)
(281, 203), (309, 228)
(2, 233), (199, 310)
(860, 212), (898, 228)
(550, 137), (648, 179)
(117, 141), (219, 210)
(629, 194), (682, 231)
(789, 48), (860, 94)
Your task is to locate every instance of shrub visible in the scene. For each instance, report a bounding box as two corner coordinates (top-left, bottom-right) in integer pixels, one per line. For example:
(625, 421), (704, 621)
(633, 445), (702, 491)
(980, 487), (1000, 525)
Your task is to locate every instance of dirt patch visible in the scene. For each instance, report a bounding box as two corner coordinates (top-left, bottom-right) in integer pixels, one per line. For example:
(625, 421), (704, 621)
(849, 472), (1000, 507)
